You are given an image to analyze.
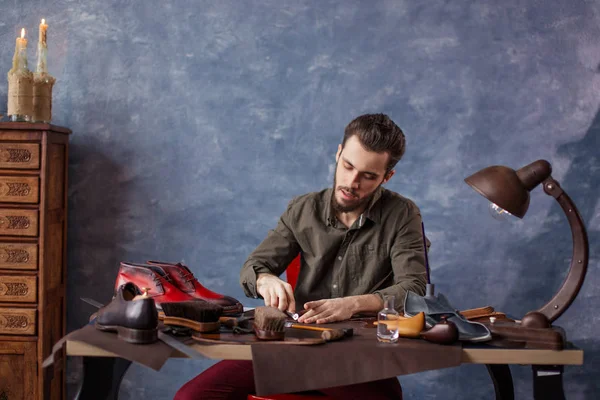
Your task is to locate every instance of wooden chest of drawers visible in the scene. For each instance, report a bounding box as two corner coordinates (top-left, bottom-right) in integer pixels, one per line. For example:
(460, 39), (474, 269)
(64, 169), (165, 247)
(0, 123), (70, 400)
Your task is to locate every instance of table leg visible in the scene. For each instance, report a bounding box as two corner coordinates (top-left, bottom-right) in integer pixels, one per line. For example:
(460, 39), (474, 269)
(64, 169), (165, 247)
(74, 356), (132, 400)
(486, 364), (514, 400)
(532, 365), (565, 400)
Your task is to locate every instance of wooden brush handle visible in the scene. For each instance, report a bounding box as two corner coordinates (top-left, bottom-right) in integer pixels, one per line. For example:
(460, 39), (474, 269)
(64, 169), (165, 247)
(321, 329), (345, 342)
(287, 323), (346, 342)
(287, 323), (329, 332)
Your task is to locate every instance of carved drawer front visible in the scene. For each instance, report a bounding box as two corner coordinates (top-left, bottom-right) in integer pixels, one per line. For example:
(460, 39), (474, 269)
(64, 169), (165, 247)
(0, 243), (38, 270)
(0, 341), (36, 400)
(0, 176), (39, 204)
(0, 209), (38, 237)
(0, 143), (40, 169)
(0, 307), (36, 335)
(0, 276), (36, 303)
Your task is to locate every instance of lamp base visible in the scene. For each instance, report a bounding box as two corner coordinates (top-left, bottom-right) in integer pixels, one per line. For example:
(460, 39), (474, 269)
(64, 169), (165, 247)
(521, 311), (551, 329)
(424, 283), (435, 299)
(485, 319), (564, 350)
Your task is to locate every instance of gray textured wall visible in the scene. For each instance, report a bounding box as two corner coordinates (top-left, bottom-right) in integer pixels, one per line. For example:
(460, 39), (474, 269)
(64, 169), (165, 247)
(1, 0), (599, 398)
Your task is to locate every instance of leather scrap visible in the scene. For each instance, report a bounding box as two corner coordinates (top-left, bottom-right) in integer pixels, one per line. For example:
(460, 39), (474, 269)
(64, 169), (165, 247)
(54, 323), (174, 371)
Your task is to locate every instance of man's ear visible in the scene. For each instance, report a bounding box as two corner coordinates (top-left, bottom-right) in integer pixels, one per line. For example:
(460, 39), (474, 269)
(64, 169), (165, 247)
(335, 144), (342, 162)
(382, 169), (395, 184)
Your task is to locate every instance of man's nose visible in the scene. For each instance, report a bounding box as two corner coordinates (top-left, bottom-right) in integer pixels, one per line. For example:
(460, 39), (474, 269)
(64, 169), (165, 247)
(350, 172), (360, 189)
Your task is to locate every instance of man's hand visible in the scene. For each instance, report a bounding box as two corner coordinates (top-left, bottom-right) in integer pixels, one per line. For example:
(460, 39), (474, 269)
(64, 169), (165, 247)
(297, 298), (355, 324)
(298, 294), (383, 324)
(256, 273), (296, 312)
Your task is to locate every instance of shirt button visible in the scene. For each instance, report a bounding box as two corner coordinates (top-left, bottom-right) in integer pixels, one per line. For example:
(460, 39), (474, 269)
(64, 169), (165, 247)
(338, 256), (342, 261)
(333, 284), (338, 289)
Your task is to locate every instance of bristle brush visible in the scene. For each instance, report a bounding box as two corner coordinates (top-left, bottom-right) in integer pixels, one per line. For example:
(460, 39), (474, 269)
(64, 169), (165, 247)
(161, 301), (223, 333)
(253, 306), (287, 340)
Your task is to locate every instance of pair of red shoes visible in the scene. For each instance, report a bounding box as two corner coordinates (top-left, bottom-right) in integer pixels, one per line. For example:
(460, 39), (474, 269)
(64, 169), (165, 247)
(114, 261), (243, 315)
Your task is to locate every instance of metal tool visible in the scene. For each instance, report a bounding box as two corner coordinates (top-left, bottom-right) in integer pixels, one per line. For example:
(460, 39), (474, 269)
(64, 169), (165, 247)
(81, 297), (104, 309)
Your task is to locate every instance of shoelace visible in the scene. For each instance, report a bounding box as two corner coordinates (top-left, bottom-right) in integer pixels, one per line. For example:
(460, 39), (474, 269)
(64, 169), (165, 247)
(181, 271), (196, 283)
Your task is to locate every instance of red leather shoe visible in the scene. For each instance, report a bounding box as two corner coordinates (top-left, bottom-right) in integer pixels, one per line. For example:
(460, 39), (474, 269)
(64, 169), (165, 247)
(114, 262), (199, 308)
(147, 260), (244, 315)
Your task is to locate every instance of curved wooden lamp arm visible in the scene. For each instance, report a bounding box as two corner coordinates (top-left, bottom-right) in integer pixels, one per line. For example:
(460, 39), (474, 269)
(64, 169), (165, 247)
(536, 177), (589, 323)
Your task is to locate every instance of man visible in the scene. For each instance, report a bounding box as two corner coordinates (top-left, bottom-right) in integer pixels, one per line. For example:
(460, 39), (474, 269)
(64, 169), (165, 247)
(175, 113), (427, 400)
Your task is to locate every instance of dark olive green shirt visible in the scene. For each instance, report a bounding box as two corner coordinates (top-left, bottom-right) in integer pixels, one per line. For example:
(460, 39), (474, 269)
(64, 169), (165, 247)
(240, 187), (427, 311)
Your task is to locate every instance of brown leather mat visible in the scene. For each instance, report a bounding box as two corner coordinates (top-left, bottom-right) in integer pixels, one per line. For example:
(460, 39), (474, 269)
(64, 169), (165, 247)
(51, 319), (461, 396)
(250, 323), (462, 396)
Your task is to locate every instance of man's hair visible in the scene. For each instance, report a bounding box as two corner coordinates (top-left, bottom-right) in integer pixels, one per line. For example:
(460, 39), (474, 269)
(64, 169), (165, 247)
(342, 113), (406, 172)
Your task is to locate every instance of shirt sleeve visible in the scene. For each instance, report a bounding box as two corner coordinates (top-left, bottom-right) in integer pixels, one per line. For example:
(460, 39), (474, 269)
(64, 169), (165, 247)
(373, 203), (428, 311)
(239, 198), (302, 299)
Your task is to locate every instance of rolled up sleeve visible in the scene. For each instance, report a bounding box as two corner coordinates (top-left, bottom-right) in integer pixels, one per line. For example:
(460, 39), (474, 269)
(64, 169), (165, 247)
(240, 199), (301, 299)
(373, 206), (428, 311)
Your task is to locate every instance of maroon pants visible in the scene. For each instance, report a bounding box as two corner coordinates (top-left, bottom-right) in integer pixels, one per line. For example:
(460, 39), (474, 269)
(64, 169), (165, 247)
(174, 360), (403, 400)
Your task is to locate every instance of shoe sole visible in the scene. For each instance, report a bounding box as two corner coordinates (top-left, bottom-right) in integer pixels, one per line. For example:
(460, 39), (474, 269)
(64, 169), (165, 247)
(95, 322), (158, 344)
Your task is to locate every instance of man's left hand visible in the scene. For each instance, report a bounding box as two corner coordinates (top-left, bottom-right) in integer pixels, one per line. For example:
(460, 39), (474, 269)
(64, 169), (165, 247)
(298, 298), (354, 324)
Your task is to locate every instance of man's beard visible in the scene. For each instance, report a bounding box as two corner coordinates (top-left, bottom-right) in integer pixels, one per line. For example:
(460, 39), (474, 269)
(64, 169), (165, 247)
(331, 166), (380, 213)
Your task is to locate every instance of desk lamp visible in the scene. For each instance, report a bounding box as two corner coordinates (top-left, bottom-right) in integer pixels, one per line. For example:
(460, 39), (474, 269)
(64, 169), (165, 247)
(464, 160), (589, 328)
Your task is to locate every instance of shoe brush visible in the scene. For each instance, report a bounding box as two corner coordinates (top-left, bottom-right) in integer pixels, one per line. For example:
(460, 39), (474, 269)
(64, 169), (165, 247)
(160, 301), (223, 333)
(253, 306), (287, 340)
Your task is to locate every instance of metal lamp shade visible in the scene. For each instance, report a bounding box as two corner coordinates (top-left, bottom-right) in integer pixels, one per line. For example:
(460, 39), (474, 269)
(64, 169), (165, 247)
(464, 165), (530, 219)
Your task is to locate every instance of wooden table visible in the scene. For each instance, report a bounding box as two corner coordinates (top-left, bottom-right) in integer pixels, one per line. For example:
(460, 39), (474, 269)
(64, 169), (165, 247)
(65, 337), (583, 400)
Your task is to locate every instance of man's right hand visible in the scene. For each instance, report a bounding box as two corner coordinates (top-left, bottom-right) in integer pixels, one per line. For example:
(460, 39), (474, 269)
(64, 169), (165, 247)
(256, 273), (296, 313)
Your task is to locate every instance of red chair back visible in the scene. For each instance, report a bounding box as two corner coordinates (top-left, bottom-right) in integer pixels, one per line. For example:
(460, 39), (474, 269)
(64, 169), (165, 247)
(285, 254), (301, 290)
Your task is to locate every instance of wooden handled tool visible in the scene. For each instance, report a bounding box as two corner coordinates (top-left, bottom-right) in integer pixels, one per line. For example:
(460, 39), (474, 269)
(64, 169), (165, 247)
(284, 322), (351, 342)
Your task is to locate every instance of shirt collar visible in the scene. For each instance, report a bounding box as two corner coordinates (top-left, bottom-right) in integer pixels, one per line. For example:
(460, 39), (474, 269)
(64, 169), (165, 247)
(325, 186), (384, 227)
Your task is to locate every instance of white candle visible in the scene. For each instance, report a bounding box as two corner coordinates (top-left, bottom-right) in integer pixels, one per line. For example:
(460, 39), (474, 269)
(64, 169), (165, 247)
(17, 28), (27, 51)
(39, 19), (48, 46)
(12, 28), (27, 71)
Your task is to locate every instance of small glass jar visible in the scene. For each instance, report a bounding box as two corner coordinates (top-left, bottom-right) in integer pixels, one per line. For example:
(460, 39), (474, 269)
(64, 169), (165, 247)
(377, 295), (400, 343)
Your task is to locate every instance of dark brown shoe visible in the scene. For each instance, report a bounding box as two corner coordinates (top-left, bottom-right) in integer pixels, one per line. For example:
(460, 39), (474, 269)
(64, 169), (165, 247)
(95, 282), (159, 344)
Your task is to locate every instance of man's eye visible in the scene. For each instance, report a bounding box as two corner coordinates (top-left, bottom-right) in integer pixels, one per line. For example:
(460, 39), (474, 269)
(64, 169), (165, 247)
(364, 175), (376, 181)
(344, 163), (352, 170)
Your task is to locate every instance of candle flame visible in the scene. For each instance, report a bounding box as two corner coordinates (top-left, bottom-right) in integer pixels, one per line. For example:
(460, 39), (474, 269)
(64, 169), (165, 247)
(42, 19), (46, 24)
(20, 28), (25, 39)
